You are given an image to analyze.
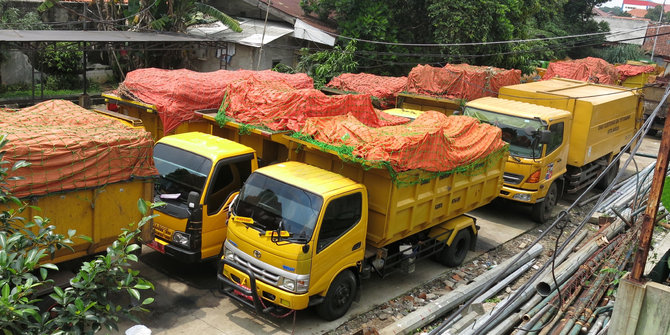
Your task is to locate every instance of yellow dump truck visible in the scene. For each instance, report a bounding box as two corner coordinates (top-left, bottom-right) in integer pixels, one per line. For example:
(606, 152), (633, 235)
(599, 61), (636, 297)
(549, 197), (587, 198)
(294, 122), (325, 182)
(101, 94), (294, 263)
(217, 136), (506, 320)
(463, 78), (643, 222)
(1, 100), (156, 265)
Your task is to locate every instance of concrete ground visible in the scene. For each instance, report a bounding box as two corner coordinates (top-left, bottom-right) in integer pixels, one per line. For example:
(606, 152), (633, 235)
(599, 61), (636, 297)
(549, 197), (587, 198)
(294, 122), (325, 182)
(113, 135), (662, 335)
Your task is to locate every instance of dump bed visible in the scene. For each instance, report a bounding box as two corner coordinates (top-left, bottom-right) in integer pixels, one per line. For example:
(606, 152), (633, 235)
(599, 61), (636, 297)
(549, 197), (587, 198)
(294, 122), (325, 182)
(284, 137), (506, 248)
(103, 93), (211, 141)
(499, 78), (642, 167)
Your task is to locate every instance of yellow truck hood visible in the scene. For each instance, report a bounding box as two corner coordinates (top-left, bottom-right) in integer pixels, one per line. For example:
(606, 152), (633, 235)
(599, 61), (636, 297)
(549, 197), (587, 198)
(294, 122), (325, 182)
(227, 219), (312, 274)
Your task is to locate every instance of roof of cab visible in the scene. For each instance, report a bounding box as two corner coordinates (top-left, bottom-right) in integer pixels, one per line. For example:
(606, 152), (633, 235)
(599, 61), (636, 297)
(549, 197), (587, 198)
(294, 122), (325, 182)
(255, 161), (362, 196)
(156, 132), (255, 162)
(466, 97), (571, 121)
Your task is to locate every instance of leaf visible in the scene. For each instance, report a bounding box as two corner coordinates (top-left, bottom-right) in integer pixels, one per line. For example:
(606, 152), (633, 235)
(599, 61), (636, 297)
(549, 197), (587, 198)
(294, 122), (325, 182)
(11, 160), (30, 171)
(134, 283), (151, 290)
(137, 198), (149, 216)
(142, 297), (154, 305)
(78, 235), (93, 243)
(127, 288), (141, 301)
(40, 263), (59, 271)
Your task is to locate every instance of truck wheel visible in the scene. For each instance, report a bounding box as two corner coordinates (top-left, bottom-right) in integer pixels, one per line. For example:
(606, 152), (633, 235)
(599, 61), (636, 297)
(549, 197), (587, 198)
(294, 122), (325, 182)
(436, 229), (471, 267)
(596, 161), (619, 190)
(531, 182), (558, 224)
(317, 270), (357, 321)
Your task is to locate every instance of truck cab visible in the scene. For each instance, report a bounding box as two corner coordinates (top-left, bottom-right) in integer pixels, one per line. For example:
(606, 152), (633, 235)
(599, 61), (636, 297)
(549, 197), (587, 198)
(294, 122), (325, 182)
(148, 132), (258, 262)
(219, 161), (367, 320)
(464, 97), (571, 223)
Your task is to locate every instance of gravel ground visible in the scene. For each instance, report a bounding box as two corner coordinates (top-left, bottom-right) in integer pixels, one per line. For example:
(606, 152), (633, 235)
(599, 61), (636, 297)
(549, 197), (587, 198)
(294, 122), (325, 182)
(326, 197), (611, 335)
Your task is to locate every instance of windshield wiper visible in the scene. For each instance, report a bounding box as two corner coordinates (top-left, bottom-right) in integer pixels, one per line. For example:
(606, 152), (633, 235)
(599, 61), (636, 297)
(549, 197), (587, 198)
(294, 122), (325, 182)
(509, 154), (522, 162)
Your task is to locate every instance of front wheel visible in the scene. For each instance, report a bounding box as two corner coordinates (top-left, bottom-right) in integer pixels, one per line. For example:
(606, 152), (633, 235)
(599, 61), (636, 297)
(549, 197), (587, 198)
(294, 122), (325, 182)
(531, 182), (558, 224)
(596, 161), (619, 190)
(317, 270), (357, 321)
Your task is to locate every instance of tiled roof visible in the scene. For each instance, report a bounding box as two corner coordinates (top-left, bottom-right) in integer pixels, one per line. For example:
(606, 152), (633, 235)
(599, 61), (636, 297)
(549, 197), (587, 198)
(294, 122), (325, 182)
(643, 24), (670, 57)
(260, 0), (335, 33)
(628, 8), (649, 17)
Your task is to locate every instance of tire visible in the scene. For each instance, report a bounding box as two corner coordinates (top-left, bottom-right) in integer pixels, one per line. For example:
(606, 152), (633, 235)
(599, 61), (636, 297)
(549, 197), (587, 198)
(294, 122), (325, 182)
(596, 161), (619, 190)
(531, 182), (558, 224)
(317, 270), (357, 321)
(436, 229), (472, 267)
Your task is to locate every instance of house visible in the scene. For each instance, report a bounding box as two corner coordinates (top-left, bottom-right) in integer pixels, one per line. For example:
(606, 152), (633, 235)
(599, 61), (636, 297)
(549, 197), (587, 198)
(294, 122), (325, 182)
(187, 0), (336, 72)
(622, 0), (670, 12)
(643, 23), (670, 58)
(593, 15), (650, 45)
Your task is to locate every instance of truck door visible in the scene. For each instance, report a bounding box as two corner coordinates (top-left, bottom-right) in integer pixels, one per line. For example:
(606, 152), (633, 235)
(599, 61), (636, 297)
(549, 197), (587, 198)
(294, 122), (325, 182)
(542, 121), (568, 186)
(201, 154), (254, 259)
(311, 191), (367, 294)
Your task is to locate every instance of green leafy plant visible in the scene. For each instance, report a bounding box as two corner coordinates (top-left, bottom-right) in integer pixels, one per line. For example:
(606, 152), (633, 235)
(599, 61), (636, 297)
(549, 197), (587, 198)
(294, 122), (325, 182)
(0, 134), (155, 334)
(296, 40), (358, 89)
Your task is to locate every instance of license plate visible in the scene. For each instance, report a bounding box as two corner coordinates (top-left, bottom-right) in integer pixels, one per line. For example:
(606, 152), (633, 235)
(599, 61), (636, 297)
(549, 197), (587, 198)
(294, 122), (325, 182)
(233, 282), (253, 302)
(147, 240), (165, 254)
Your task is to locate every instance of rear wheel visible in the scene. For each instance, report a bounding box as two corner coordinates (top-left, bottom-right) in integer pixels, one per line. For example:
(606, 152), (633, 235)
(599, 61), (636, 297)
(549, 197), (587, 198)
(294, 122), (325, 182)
(436, 229), (472, 267)
(596, 161), (619, 190)
(317, 270), (357, 321)
(531, 182), (558, 224)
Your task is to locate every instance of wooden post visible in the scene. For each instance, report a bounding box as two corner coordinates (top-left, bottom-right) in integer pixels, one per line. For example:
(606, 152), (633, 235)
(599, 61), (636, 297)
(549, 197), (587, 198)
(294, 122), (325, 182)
(630, 106), (670, 282)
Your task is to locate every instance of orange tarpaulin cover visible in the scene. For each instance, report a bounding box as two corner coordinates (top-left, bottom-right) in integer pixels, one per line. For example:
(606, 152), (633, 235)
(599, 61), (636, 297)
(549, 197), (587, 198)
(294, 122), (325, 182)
(1, 100), (157, 198)
(300, 111), (505, 172)
(116, 68), (314, 134)
(616, 64), (656, 80)
(326, 73), (408, 108)
(405, 64), (521, 101)
(543, 57), (619, 85)
(223, 78), (409, 132)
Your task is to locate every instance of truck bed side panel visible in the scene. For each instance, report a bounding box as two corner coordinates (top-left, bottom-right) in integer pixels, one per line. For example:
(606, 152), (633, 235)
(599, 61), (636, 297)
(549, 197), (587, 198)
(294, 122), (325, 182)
(5, 179), (152, 264)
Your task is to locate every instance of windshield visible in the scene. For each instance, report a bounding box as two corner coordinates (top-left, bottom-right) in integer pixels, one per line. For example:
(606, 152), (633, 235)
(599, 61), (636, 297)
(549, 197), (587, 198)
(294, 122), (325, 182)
(154, 143), (212, 203)
(464, 106), (544, 159)
(234, 173), (323, 243)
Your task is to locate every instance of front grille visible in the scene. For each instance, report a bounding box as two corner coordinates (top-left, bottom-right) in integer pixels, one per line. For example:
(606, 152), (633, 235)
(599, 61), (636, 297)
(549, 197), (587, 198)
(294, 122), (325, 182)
(230, 253), (281, 286)
(503, 172), (525, 185)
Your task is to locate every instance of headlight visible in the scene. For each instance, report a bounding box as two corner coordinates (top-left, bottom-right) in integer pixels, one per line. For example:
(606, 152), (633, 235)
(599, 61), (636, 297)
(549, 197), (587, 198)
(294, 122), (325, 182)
(224, 245), (234, 260)
(172, 231), (190, 247)
(278, 276), (309, 293)
(513, 193), (532, 202)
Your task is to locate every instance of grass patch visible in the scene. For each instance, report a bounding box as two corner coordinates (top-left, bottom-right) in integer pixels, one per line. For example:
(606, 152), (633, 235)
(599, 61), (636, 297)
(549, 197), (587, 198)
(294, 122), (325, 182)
(0, 88), (103, 99)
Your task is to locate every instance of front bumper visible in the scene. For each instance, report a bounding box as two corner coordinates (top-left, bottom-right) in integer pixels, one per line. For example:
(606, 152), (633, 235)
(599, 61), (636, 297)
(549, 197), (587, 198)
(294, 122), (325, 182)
(217, 258), (310, 313)
(498, 185), (541, 204)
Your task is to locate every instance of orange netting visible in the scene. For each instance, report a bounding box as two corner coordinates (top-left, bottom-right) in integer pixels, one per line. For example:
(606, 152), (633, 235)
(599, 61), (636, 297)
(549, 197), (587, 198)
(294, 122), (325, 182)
(222, 78), (410, 132)
(616, 64), (656, 80)
(116, 68), (314, 134)
(299, 111), (506, 173)
(543, 57), (619, 85)
(1, 100), (157, 198)
(405, 64), (521, 101)
(326, 73), (408, 108)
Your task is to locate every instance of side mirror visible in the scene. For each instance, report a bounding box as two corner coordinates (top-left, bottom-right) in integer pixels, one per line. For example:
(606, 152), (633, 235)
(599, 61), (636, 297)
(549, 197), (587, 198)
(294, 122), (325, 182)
(187, 191), (200, 209)
(538, 130), (552, 145)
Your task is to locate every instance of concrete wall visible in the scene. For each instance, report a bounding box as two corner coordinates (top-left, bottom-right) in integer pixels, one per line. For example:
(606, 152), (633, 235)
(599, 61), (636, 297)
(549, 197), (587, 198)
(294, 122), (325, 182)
(610, 275), (670, 335)
(594, 16), (649, 45)
(189, 35), (298, 72)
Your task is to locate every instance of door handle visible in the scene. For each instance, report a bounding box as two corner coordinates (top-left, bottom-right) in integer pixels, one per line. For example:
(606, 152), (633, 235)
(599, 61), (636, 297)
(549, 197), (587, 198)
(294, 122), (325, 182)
(557, 158), (562, 162)
(352, 242), (361, 251)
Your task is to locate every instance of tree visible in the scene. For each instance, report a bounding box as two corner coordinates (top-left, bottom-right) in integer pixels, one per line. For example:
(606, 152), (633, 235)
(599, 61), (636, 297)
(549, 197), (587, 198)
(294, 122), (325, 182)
(127, 0), (242, 33)
(295, 40), (358, 88)
(645, 5), (670, 23)
(301, 0), (435, 75)
(599, 6), (632, 17)
(301, 0), (610, 75)
(0, 134), (156, 334)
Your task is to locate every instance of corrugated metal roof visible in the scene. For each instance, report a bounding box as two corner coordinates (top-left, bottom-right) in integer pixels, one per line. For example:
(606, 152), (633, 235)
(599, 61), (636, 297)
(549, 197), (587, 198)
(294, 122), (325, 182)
(0, 30), (209, 42)
(186, 19), (293, 47)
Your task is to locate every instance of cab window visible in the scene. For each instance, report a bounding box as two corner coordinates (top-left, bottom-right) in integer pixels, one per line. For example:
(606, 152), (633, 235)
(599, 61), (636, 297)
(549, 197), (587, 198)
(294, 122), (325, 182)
(206, 154), (253, 215)
(317, 193), (362, 253)
(546, 122), (564, 155)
